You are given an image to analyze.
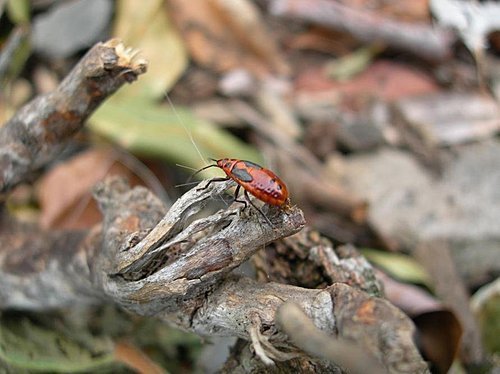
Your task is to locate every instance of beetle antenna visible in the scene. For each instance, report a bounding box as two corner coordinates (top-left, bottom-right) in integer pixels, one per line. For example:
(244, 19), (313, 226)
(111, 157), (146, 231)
(175, 163), (198, 172)
(187, 163), (218, 182)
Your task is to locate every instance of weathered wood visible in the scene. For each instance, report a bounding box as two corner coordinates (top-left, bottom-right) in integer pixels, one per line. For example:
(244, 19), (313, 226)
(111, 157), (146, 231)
(0, 176), (427, 372)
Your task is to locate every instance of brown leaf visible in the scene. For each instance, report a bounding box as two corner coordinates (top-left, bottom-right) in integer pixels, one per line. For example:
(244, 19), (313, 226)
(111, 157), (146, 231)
(286, 27), (359, 55)
(36, 148), (135, 229)
(295, 60), (439, 107)
(167, 0), (289, 76)
(114, 340), (165, 374)
(414, 310), (462, 374)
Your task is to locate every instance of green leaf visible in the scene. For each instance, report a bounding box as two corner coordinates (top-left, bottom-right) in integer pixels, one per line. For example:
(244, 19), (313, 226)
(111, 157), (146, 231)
(6, 0), (30, 24)
(472, 277), (500, 354)
(326, 44), (383, 81)
(0, 316), (114, 372)
(112, 0), (188, 99)
(89, 96), (262, 176)
(0, 27), (32, 86)
(361, 248), (432, 287)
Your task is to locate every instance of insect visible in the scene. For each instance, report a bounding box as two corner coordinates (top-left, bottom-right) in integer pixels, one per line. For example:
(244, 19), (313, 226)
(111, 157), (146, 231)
(192, 158), (290, 225)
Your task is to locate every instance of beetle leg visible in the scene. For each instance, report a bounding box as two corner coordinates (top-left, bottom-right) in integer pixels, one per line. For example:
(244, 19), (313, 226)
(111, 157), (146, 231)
(244, 190), (273, 227)
(197, 177), (230, 191)
(233, 185), (248, 210)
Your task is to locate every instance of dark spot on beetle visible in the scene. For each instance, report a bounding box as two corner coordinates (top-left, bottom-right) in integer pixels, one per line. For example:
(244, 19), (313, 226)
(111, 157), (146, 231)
(232, 166), (253, 182)
(242, 160), (263, 170)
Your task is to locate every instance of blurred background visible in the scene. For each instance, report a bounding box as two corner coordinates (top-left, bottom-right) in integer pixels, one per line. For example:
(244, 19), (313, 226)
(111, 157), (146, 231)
(1, 0), (499, 372)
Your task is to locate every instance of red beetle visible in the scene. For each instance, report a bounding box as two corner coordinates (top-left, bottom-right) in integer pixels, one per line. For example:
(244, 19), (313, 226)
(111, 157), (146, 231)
(193, 158), (289, 224)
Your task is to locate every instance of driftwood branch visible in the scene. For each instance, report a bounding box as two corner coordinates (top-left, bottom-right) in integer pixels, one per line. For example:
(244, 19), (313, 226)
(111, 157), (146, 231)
(1, 177), (428, 372)
(0, 39), (428, 372)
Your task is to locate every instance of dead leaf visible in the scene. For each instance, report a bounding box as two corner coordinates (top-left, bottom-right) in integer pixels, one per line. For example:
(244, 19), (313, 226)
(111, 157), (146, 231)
(167, 0), (288, 76)
(413, 310), (462, 374)
(114, 341), (165, 374)
(286, 27), (358, 55)
(295, 60), (440, 107)
(113, 0), (188, 99)
(36, 148), (136, 229)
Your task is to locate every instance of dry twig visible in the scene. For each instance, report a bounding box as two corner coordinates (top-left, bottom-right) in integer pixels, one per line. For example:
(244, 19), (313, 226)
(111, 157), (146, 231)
(0, 39), (147, 197)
